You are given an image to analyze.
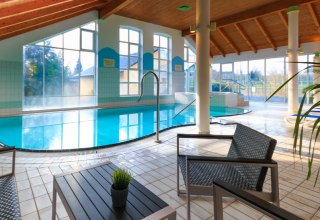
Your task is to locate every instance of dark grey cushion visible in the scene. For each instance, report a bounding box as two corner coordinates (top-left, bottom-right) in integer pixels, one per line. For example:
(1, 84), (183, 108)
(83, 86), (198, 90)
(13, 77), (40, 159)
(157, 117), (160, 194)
(0, 175), (21, 220)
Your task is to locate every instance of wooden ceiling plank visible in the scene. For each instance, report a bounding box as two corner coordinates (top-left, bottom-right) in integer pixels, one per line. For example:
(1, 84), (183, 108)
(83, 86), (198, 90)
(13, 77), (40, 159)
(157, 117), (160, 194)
(210, 36), (225, 57)
(217, 28), (240, 55)
(0, 0), (71, 19)
(278, 11), (288, 30)
(254, 18), (277, 51)
(0, 1), (102, 40)
(99, 0), (136, 19)
(234, 23), (257, 53)
(182, 0), (319, 36)
(0, 0), (105, 29)
(307, 3), (320, 27)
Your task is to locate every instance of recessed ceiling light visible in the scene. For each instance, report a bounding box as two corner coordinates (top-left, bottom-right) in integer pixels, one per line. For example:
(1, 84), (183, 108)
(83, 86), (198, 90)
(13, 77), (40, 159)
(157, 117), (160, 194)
(177, 5), (192, 11)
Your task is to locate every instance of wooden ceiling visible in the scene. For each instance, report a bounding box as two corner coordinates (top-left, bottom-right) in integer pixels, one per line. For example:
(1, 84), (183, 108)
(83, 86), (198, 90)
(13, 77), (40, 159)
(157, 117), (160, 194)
(1, 0), (320, 57)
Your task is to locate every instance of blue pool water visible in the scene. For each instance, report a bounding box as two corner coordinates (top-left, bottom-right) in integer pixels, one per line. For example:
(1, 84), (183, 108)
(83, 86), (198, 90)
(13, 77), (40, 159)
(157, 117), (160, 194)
(0, 104), (249, 151)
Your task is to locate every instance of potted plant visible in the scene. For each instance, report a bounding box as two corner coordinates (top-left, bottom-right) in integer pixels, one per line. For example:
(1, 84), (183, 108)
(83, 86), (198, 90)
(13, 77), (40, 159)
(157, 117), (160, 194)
(267, 55), (320, 185)
(111, 168), (132, 208)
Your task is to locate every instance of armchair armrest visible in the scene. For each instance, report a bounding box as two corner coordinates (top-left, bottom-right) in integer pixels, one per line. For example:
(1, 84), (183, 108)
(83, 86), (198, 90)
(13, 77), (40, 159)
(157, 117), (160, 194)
(213, 179), (303, 220)
(0, 143), (16, 177)
(185, 155), (277, 167)
(177, 133), (233, 139)
(177, 133), (233, 156)
(0, 146), (16, 153)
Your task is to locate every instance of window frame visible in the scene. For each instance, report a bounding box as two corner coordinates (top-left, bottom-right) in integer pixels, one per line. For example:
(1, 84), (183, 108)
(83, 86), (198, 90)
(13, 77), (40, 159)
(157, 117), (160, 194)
(119, 26), (142, 97)
(153, 33), (171, 95)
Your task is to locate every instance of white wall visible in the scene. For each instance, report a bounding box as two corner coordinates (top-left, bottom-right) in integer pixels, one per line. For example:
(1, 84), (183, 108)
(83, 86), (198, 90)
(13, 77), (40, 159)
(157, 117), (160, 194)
(99, 14), (184, 59)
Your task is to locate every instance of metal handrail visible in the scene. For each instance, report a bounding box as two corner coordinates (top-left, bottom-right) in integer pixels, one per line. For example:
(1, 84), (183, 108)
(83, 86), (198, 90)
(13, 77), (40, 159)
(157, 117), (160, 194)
(137, 71), (161, 143)
(172, 99), (196, 119)
(221, 79), (246, 89)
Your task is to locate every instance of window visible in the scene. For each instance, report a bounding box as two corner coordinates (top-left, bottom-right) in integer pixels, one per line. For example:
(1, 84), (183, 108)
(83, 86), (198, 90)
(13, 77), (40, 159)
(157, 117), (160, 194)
(249, 59), (265, 101)
(119, 27), (141, 96)
(154, 34), (171, 94)
(184, 44), (196, 92)
(23, 22), (97, 110)
(266, 57), (285, 102)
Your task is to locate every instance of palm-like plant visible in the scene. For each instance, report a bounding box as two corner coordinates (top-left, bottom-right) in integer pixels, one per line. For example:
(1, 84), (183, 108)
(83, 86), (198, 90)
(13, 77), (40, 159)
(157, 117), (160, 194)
(266, 57), (320, 185)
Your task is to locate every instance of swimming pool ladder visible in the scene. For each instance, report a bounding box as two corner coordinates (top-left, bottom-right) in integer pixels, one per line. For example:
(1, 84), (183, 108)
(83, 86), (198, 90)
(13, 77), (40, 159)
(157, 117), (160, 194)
(137, 71), (161, 143)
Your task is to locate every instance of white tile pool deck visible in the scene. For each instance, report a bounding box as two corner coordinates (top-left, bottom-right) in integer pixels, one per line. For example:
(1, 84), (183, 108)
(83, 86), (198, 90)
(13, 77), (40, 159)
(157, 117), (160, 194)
(3, 102), (320, 219)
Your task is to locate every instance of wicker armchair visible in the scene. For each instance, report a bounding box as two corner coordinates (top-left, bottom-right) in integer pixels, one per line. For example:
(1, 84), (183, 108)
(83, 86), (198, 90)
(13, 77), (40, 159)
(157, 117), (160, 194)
(177, 123), (279, 220)
(0, 143), (20, 220)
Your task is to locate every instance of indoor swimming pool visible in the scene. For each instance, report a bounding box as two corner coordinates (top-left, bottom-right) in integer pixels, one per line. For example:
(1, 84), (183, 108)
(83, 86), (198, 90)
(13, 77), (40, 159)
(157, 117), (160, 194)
(0, 104), (249, 151)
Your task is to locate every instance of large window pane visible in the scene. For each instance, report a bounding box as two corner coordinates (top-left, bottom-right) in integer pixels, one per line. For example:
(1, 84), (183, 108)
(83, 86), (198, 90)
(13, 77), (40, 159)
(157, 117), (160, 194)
(120, 42), (128, 55)
(64, 29), (80, 50)
(249, 59), (265, 101)
(23, 22), (97, 111)
(120, 28), (128, 42)
(63, 50), (80, 96)
(24, 45), (44, 96)
(120, 83), (128, 96)
(81, 31), (93, 50)
(80, 76), (94, 96)
(81, 22), (96, 31)
(44, 48), (62, 96)
(130, 45), (138, 56)
(45, 35), (62, 48)
(266, 57), (285, 102)
(80, 51), (95, 76)
(129, 30), (139, 43)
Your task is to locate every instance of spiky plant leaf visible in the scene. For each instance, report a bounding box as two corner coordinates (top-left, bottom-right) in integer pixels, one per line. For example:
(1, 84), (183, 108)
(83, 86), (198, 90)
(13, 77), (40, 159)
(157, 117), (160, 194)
(112, 168), (132, 190)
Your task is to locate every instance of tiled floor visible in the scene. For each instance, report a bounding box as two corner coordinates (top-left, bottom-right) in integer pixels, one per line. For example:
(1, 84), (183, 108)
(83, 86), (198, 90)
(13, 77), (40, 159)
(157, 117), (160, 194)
(2, 102), (320, 219)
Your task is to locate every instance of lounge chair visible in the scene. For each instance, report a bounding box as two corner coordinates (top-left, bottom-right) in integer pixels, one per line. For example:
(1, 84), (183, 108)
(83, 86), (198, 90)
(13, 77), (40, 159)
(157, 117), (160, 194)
(213, 179), (302, 220)
(0, 144), (20, 220)
(177, 123), (279, 220)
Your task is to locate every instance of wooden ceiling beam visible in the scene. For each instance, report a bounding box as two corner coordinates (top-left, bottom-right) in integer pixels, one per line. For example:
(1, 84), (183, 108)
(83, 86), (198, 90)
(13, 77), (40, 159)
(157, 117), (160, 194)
(234, 23), (257, 53)
(0, 1), (103, 40)
(99, 0), (136, 19)
(278, 11), (288, 30)
(254, 18), (277, 51)
(210, 36), (225, 57)
(307, 3), (320, 28)
(217, 28), (240, 55)
(182, 0), (319, 36)
(0, 0), (71, 19)
(0, 0), (106, 29)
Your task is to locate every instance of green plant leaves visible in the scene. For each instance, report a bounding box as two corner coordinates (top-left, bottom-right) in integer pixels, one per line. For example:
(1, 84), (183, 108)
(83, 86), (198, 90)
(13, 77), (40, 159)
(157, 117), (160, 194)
(266, 61), (320, 185)
(112, 168), (132, 190)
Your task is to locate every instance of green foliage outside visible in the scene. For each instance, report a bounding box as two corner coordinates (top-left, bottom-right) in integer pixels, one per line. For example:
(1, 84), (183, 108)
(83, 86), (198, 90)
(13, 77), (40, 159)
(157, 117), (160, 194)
(24, 43), (84, 97)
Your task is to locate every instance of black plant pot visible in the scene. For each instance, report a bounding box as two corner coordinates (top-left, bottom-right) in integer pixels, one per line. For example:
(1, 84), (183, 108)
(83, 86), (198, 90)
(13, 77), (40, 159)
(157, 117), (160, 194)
(111, 184), (129, 208)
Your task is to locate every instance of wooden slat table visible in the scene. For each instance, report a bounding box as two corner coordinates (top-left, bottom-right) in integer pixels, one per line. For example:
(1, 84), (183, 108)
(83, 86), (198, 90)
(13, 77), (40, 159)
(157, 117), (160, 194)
(52, 162), (176, 220)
